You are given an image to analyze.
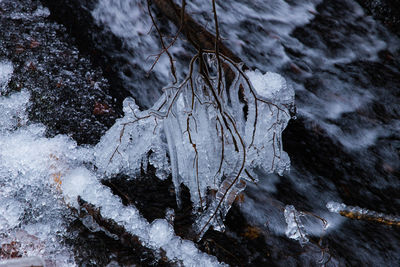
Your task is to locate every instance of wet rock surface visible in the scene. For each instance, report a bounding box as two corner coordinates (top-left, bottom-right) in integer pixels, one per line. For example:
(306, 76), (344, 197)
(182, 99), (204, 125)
(0, 0), (119, 145)
(40, 0), (167, 110)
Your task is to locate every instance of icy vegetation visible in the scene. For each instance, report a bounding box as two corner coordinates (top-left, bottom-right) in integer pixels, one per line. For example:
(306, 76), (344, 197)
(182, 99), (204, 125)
(2, 0), (400, 265)
(62, 168), (223, 266)
(2, 1), (291, 264)
(95, 54), (294, 237)
(0, 87), (223, 266)
(284, 205), (309, 246)
(327, 201), (400, 226)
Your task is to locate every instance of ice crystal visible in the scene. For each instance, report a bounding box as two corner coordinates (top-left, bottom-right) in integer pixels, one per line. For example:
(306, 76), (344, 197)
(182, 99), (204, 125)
(284, 205), (309, 246)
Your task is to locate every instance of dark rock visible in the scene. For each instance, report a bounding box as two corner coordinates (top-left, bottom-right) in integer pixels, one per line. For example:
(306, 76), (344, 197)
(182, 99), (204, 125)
(356, 0), (400, 36)
(0, 0), (119, 145)
(39, 0), (165, 110)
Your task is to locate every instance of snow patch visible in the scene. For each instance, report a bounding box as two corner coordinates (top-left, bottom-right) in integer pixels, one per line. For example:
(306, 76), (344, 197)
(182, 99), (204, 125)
(0, 60), (13, 93)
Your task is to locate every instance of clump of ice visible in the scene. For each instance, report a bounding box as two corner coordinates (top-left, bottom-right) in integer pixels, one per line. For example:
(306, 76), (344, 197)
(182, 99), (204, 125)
(0, 198), (24, 231)
(162, 237), (223, 266)
(95, 56), (294, 237)
(61, 166), (224, 266)
(326, 201), (347, 213)
(61, 167), (99, 209)
(149, 219), (174, 247)
(33, 6), (50, 17)
(327, 201), (400, 225)
(0, 60), (13, 93)
(0, 91), (79, 265)
(284, 205), (309, 246)
(245, 69), (294, 105)
(94, 97), (169, 179)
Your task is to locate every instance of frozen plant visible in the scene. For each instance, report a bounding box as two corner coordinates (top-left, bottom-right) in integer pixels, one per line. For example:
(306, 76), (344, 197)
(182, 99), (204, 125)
(327, 201), (400, 226)
(95, 0), (294, 240)
(284, 205), (309, 246)
(96, 51), (294, 238)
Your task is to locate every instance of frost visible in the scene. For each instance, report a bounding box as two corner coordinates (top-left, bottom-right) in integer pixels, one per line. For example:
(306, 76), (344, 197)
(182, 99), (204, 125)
(94, 97), (169, 179)
(284, 205), (309, 246)
(245, 69), (294, 105)
(61, 166), (225, 266)
(149, 219), (174, 247)
(0, 60), (13, 93)
(327, 201), (400, 225)
(0, 90), (30, 133)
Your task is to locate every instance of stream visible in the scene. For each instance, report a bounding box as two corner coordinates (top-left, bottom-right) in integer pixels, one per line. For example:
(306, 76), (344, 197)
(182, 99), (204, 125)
(0, 0), (399, 266)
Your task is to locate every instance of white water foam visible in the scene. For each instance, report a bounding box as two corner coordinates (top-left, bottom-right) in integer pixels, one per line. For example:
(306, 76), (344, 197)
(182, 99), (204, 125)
(92, 0), (187, 90)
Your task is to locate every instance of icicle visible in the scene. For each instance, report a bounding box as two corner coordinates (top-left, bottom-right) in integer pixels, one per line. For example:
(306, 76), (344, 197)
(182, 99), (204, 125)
(93, 53), (294, 237)
(284, 205), (309, 246)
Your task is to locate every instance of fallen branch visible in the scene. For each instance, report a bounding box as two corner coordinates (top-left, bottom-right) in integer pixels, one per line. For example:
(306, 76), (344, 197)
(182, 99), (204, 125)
(327, 201), (400, 227)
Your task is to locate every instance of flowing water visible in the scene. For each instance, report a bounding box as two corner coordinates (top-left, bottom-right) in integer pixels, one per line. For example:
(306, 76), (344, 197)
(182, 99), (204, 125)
(0, 0), (399, 266)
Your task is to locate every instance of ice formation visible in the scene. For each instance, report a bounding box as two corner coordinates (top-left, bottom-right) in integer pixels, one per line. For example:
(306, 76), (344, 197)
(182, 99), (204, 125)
(284, 205), (309, 246)
(327, 201), (400, 226)
(0, 60), (13, 93)
(94, 97), (169, 180)
(61, 167), (223, 266)
(95, 54), (294, 236)
(245, 69), (294, 105)
(0, 91), (77, 265)
(0, 89), (223, 265)
(1, 46), (292, 266)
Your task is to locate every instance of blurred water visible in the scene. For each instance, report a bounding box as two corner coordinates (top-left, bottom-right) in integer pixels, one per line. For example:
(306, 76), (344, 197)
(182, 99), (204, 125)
(90, 0), (400, 264)
(1, 0), (399, 265)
